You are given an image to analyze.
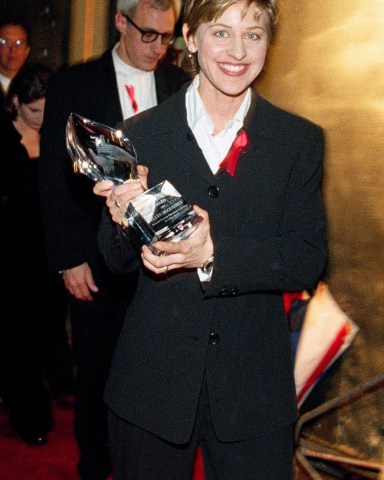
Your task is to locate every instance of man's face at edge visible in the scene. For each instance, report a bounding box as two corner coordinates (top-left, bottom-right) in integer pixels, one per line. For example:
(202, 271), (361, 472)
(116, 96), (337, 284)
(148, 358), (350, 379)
(0, 24), (30, 78)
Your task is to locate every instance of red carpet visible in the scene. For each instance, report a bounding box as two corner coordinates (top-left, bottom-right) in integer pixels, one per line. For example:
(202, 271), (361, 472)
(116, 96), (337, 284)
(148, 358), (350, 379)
(0, 400), (205, 480)
(0, 399), (82, 480)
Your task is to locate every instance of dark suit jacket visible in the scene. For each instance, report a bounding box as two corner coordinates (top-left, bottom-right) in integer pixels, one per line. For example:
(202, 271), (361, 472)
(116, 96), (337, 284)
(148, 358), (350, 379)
(0, 87), (5, 114)
(98, 85), (328, 444)
(39, 49), (189, 272)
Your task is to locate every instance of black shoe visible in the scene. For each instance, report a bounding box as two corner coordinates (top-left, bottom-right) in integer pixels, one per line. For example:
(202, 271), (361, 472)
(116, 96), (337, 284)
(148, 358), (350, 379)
(11, 417), (52, 446)
(17, 430), (49, 446)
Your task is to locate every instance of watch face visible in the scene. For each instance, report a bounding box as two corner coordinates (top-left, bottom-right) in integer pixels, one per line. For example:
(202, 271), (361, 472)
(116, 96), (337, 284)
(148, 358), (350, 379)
(204, 263), (213, 273)
(202, 256), (214, 273)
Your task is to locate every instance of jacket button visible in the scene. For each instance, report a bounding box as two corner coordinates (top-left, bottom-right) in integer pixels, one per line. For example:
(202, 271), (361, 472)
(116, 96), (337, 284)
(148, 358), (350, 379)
(209, 332), (220, 345)
(208, 185), (220, 198)
(218, 287), (239, 297)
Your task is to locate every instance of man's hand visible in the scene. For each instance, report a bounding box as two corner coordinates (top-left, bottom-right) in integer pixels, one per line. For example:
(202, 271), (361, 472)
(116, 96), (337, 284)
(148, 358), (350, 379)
(62, 262), (99, 301)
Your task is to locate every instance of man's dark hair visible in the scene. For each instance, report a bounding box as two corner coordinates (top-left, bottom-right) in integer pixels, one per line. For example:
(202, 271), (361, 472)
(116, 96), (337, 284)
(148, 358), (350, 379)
(0, 14), (31, 45)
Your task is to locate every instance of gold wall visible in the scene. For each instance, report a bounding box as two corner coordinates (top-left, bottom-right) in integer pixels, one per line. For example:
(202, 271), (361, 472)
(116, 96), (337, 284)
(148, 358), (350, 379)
(69, 0), (109, 64)
(257, 0), (384, 462)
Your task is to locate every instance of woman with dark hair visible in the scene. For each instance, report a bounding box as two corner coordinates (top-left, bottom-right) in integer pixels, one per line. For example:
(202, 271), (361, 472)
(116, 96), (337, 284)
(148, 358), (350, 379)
(0, 63), (74, 445)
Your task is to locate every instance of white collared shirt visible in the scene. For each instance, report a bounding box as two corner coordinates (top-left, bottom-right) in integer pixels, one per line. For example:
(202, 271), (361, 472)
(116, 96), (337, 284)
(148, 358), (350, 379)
(0, 73), (11, 94)
(112, 43), (157, 119)
(185, 75), (251, 174)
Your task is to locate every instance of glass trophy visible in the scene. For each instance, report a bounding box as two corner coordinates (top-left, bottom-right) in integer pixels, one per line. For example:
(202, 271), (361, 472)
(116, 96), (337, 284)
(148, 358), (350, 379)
(66, 112), (138, 185)
(66, 113), (202, 253)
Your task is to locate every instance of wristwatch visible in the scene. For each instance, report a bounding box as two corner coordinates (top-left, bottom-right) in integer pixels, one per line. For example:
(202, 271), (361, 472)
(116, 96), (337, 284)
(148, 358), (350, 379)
(201, 255), (214, 274)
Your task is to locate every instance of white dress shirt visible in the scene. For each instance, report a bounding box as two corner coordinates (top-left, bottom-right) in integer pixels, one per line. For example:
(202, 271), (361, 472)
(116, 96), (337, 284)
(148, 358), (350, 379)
(0, 72), (11, 95)
(112, 43), (157, 119)
(185, 75), (251, 174)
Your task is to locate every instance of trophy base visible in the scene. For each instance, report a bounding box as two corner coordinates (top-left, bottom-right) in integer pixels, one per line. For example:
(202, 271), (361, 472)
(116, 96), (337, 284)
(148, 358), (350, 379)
(122, 180), (202, 254)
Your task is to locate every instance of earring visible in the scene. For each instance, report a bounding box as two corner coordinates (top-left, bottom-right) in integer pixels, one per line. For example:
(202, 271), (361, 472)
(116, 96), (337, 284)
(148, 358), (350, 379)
(182, 48), (198, 78)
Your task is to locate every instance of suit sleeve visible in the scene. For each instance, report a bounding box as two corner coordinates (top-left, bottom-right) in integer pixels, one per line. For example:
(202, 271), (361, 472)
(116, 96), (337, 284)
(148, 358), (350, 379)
(97, 207), (141, 274)
(39, 70), (102, 272)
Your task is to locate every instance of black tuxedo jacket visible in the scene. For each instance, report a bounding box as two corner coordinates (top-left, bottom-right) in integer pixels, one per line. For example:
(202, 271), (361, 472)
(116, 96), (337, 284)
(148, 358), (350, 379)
(98, 85), (328, 444)
(0, 87), (5, 114)
(39, 49), (188, 272)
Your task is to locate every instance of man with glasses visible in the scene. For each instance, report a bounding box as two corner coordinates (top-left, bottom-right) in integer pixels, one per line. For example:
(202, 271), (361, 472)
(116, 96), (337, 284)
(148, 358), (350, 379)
(122, 14), (175, 46)
(0, 16), (30, 112)
(39, 1), (187, 479)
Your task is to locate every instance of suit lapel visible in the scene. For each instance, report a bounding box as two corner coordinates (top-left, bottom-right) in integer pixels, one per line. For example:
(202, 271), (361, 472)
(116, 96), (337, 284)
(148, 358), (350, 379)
(99, 51), (124, 125)
(244, 91), (276, 141)
(148, 86), (216, 183)
(154, 64), (170, 104)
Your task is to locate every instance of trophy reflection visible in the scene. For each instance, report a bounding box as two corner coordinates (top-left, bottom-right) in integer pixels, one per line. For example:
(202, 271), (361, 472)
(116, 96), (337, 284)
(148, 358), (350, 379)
(66, 113), (138, 185)
(66, 113), (201, 253)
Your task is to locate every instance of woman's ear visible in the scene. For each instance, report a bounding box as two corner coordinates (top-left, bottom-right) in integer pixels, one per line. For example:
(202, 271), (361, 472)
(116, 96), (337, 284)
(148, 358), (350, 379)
(182, 23), (189, 41)
(182, 23), (197, 53)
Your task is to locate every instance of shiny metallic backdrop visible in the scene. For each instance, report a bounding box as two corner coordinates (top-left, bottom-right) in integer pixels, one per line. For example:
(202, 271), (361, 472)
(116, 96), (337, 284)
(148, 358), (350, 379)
(257, 0), (384, 462)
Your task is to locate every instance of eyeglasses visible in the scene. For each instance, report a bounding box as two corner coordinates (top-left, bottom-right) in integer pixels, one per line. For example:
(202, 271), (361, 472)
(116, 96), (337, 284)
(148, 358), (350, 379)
(121, 13), (174, 46)
(0, 38), (27, 48)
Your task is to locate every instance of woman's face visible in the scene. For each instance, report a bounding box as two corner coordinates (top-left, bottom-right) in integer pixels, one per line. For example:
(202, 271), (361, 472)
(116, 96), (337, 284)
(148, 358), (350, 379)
(184, 1), (270, 99)
(15, 97), (46, 130)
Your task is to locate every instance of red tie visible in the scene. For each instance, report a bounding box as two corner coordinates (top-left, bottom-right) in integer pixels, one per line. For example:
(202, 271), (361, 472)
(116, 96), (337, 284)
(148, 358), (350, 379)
(125, 84), (138, 113)
(219, 129), (249, 176)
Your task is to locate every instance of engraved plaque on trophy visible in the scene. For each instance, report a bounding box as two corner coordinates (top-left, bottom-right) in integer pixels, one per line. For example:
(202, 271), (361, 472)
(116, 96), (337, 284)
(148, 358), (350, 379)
(66, 113), (138, 185)
(121, 180), (202, 253)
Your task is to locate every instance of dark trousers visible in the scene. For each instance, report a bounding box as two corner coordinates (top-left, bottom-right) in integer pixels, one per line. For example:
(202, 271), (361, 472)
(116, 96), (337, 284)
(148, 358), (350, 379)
(108, 376), (294, 480)
(38, 274), (74, 396)
(70, 259), (136, 480)
(0, 271), (71, 435)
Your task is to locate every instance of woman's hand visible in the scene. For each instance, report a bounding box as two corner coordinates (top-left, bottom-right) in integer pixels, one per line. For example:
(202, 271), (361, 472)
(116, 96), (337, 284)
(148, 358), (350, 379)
(141, 205), (214, 275)
(93, 165), (148, 224)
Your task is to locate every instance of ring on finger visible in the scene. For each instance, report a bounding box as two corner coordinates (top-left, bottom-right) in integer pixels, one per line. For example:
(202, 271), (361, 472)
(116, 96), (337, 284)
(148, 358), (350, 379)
(163, 265), (169, 273)
(115, 200), (121, 208)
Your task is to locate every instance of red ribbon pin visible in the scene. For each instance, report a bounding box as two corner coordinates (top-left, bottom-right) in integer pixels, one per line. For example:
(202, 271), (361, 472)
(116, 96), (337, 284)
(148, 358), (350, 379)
(125, 84), (138, 113)
(219, 129), (249, 176)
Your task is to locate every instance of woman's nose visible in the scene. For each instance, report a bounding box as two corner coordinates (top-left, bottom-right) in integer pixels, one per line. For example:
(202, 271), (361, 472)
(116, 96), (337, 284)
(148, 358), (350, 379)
(228, 37), (246, 60)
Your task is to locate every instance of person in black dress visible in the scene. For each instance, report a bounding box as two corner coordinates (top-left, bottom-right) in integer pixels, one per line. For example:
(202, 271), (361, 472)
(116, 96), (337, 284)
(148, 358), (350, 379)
(0, 63), (74, 445)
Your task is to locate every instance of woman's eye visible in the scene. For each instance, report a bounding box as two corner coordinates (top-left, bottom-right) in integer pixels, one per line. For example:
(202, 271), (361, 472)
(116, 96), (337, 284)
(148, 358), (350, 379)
(214, 30), (228, 38)
(246, 33), (260, 41)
